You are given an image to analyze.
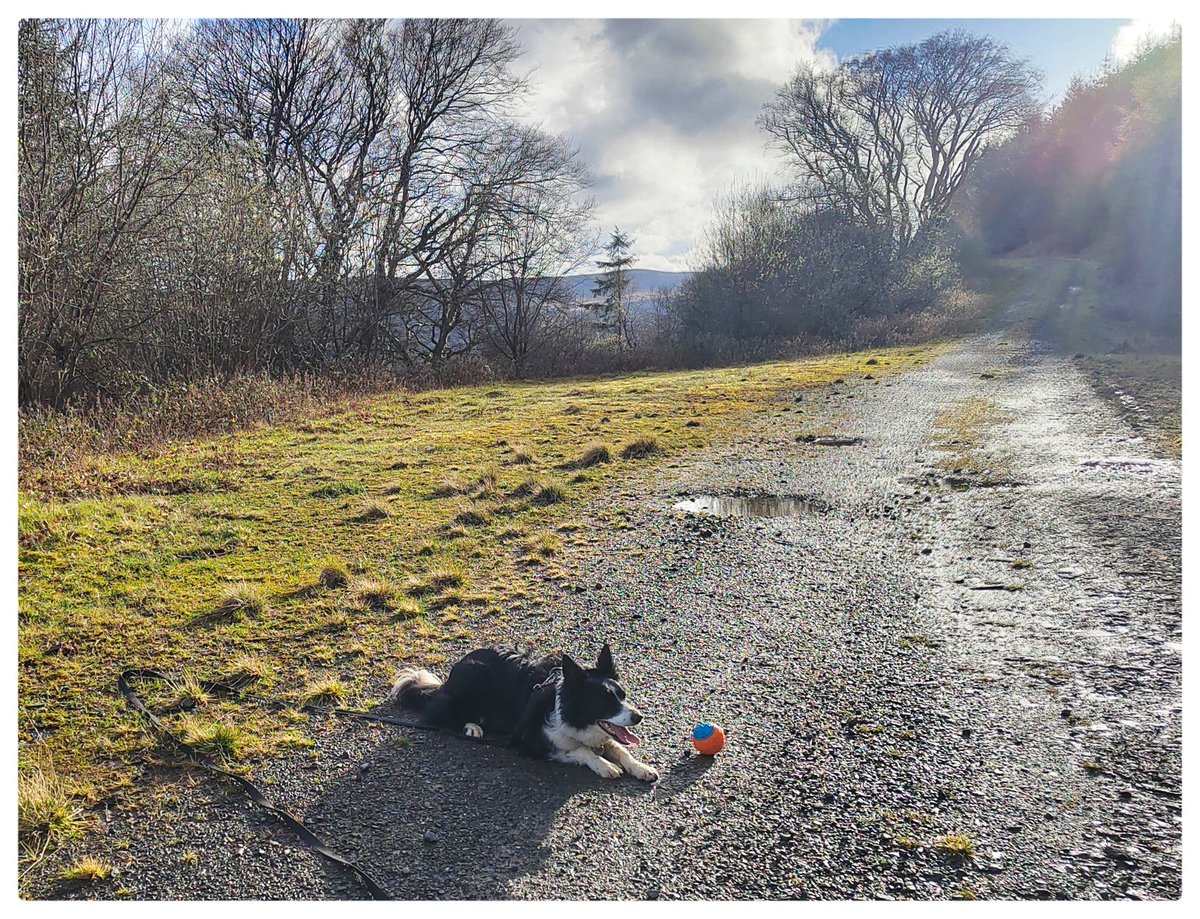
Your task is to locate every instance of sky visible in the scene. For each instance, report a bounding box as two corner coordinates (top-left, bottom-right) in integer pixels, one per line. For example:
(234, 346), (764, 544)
(510, 18), (1176, 273)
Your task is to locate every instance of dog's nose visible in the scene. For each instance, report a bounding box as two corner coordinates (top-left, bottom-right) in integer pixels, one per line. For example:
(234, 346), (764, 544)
(629, 709), (643, 725)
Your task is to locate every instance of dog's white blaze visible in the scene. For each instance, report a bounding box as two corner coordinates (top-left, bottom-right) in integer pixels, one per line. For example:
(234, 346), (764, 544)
(604, 702), (641, 727)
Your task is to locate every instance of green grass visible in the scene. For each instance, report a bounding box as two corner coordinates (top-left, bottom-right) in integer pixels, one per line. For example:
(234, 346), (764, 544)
(18, 346), (941, 810)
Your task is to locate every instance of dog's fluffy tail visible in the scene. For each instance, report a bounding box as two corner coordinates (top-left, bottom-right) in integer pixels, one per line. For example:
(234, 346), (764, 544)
(386, 667), (443, 710)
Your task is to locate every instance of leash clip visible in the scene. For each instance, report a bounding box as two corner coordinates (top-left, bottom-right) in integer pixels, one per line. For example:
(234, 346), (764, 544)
(533, 667), (562, 691)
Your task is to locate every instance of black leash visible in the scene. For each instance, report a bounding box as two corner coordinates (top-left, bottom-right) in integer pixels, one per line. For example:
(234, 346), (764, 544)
(119, 668), (412, 900)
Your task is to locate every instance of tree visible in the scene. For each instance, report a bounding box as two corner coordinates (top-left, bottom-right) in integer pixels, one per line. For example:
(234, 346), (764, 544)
(760, 29), (1041, 250)
(966, 33), (1180, 330)
(18, 19), (206, 405)
(477, 143), (594, 377)
(592, 228), (637, 349)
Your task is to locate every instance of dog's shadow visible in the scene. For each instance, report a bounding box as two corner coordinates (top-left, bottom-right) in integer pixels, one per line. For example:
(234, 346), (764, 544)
(304, 722), (690, 899)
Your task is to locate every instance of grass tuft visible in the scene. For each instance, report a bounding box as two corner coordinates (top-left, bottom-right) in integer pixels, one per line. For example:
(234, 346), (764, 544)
(318, 563), (350, 589)
(177, 716), (245, 761)
(391, 597), (423, 619)
(309, 481), (364, 499)
(221, 654), (272, 686)
(211, 584), (268, 622)
(471, 465), (501, 497)
(19, 753), (83, 854)
(350, 578), (395, 611)
(532, 481), (569, 506)
(524, 532), (562, 558)
(59, 857), (112, 885)
(428, 563), (466, 591)
(454, 506), (492, 527)
(572, 443), (612, 468)
(509, 476), (542, 499)
(935, 834), (976, 857)
(171, 672), (210, 709)
(430, 477), (463, 498)
(621, 436), (661, 459)
(300, 678), (348, 706)
(353, 499), (391, 522)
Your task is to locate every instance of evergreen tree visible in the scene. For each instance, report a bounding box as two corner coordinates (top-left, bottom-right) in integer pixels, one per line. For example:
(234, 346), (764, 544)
(592, 227), (637, 349)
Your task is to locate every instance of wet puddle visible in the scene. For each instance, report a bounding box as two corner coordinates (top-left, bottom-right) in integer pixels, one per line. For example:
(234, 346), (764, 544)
(673, 494), (826, 518)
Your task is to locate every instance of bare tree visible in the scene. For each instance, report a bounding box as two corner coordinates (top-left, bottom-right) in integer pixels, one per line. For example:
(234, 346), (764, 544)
(19, 19), (205, 405)
(760, 29), (1040, 248)
(18, 17), (596, 406)
(477, 142), (594, 376)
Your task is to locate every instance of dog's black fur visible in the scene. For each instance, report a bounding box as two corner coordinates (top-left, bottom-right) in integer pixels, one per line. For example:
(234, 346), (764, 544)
(388, 644), (659, 781)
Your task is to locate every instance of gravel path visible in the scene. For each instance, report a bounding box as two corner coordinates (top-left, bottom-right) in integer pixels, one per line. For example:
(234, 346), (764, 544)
(48, 328), (1180, 900)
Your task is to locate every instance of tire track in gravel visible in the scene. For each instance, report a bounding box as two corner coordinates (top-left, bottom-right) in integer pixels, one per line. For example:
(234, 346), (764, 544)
(52, 329), (1179, 900)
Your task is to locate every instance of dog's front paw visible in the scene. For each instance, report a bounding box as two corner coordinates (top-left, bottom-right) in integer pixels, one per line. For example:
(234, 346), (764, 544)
(628, 760), (660, 783)
(464, 722), (484, 740)
(591, 758), (623, 779)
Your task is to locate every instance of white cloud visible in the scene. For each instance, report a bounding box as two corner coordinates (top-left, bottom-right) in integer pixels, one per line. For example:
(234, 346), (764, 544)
(1111, 18), (1179, 63)
(511, 19), (831, 272)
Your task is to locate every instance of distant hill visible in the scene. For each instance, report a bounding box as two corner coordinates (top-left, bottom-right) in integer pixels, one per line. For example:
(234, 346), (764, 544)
(560, 269), (692, 303)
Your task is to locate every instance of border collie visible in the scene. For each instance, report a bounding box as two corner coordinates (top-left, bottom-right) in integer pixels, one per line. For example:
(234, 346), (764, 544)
(387, 644), (659, 781)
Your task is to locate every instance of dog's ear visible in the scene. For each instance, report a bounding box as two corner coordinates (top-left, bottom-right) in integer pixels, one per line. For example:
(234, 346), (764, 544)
(560, 653), (583, 682)
(595, 643), (617, 678)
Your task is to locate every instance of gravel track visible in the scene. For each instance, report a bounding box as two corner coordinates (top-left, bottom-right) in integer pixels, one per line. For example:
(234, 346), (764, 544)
(42, 328), (1180, 900)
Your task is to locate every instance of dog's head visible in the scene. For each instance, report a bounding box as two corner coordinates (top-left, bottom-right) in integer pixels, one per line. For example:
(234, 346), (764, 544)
(558, 644), (644, 747)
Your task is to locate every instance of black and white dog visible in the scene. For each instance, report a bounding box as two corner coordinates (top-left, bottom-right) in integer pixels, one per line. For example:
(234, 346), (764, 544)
(387, 644), (659, 782)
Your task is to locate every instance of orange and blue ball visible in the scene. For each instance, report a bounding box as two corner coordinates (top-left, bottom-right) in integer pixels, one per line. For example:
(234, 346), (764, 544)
(692, 722), (726, 755)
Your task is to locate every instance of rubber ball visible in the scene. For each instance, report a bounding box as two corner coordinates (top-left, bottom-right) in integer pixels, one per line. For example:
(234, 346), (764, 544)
(692, 722), (726, 755)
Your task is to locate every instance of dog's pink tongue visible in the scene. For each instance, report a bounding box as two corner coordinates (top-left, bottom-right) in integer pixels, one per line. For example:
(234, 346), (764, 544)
(610, 724), (640, 747)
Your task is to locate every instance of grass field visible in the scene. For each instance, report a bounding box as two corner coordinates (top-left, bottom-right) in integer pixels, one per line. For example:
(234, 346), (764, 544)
(18, 345), (942, 860)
